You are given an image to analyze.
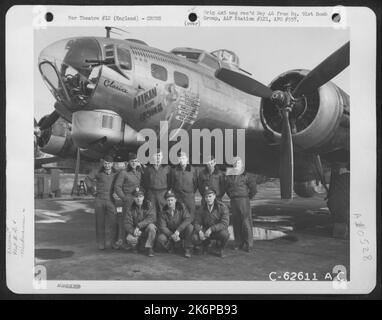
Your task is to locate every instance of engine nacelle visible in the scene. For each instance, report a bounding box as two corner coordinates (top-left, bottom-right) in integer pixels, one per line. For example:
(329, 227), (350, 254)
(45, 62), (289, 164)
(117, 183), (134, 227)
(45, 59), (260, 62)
(37, 117), (77, 157)
(71, 109), (144, 150)
(261, 70), (349, 154)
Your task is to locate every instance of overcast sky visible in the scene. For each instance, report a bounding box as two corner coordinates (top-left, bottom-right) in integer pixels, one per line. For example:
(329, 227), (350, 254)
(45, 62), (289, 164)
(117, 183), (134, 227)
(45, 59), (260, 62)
(34, 26), (349, 120)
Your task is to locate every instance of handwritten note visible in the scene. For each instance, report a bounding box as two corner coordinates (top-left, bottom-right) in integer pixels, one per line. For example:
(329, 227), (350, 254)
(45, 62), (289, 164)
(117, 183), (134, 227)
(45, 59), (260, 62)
(6, 209), (26, 258)
(353, 213), (373, 262)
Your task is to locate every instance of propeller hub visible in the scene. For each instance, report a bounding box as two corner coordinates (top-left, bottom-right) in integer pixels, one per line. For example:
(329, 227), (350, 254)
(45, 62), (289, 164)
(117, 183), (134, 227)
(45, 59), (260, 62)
(271, 90), (296, 114)
(261, 70), (320, 136)
(271, 90), (289, 107)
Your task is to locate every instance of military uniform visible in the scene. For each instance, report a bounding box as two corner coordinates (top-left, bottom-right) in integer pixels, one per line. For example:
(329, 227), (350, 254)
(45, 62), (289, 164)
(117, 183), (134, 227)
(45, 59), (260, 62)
(142, 164), (170, 213)
(225, 172), (257, 250)
(169, 164), (198, 220)
(85, 168), (117, 249)
(156, 201), (194, 252)
(198, 166), (226, 201)
(114, 165), (143, 244)
(193, 199), (230, 251)
(125, 199), (157, 251)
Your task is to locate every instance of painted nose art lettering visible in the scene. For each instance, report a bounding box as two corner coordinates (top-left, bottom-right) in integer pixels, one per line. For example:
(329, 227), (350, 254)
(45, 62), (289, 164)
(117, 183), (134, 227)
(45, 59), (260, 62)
(134, 87), (157, 109)
(103, 79), (129, 94)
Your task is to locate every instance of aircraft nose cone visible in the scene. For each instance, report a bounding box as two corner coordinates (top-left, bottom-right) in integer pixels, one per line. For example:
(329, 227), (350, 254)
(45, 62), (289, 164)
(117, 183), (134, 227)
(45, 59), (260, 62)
(39, 37), (102, 74)
(38, 37), (102, 109)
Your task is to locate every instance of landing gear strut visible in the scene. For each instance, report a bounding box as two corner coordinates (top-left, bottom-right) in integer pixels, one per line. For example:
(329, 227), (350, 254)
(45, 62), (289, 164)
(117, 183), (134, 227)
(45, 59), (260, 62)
(327, 164), (350, 239)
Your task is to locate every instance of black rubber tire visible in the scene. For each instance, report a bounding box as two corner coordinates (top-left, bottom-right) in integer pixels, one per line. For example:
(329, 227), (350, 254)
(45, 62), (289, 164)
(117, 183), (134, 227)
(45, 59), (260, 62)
(294, 180), (317, 198)
(327, 172), (350, 223)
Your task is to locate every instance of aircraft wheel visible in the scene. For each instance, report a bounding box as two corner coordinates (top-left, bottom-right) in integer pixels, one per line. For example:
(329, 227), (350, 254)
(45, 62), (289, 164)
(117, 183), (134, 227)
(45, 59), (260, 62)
(327, 172), (350, 239)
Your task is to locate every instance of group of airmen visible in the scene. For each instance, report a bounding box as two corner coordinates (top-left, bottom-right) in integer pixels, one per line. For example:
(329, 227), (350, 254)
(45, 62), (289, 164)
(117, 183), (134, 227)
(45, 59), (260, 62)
(85, 150), (257, 258)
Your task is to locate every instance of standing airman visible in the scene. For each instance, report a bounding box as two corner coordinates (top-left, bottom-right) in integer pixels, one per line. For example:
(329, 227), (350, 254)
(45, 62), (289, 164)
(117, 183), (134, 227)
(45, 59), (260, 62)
(142, 149), (170, 213)
(198, 155), (226, 202)
(114, 152), (143, 248)
(85, 155), (117, 250)
(225, 157), (257, 252)
(169, 151), (198, 221)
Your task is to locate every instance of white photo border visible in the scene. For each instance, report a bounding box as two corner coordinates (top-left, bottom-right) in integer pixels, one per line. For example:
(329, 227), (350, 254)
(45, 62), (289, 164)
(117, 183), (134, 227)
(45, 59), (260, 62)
(5, 5), (377, 294)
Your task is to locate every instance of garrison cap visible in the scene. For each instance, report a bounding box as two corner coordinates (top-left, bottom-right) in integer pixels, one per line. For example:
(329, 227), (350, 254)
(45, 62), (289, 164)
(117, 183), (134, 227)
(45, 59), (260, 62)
(103, 155), (114, 162)
(127, 152), (138, 161)
(114, 155), (123, 162)
(164, 189), (176, 199)
(132, 187), (144, 197)
(203, 185), (216, 196)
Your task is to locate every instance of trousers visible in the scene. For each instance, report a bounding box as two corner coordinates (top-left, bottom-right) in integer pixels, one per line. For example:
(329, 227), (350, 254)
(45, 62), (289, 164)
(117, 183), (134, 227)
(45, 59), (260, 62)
(192, 229), (230, 249)
(146, 189), (167, 213)
(94, 198), (117, 248)
(126, 223), (157, 249)
(156, 224), (194, 250)
(230, 197), (253, 248)
(176, 193), (196, 221)
(117, 195), (134, 243)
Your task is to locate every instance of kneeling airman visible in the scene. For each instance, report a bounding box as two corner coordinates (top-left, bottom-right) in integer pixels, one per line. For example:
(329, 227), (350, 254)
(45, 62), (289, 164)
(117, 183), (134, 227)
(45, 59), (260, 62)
(125, 187), (157, 257)
(193, 186), (230, 257)
(156, 189), (194, 258)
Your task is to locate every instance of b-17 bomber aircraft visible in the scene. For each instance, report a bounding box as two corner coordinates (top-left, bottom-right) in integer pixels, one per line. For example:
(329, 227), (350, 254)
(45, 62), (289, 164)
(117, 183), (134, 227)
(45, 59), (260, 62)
(34, 28), (350, 231)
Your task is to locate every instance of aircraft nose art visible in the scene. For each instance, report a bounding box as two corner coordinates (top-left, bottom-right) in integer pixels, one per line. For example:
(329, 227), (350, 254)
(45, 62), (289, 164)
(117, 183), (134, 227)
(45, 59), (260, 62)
(160, 83), (201, 140)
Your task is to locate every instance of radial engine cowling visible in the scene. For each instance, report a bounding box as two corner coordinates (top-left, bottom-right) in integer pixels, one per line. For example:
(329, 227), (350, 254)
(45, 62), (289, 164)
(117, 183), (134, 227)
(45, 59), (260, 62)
(260, 70), (349, 154)
(37, 117), (77, 157)
(71, 110), (144, 150)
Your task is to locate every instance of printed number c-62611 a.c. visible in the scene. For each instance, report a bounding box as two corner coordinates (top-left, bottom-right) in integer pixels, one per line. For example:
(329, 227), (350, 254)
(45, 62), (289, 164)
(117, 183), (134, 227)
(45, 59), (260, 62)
(269, 272), (319, 281)
(188, 305), (238, 315)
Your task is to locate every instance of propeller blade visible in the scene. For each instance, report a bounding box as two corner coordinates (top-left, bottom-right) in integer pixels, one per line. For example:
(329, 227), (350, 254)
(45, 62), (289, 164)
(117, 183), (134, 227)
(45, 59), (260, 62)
(38, 111), (60, 130)
(293, 41), (350, 97)
(279, 109), (294, 199)
(215, 68), (273, 98)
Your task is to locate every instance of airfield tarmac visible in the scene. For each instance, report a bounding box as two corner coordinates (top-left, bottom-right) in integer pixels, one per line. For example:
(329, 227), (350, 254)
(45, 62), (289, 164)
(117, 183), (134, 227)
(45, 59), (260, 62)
(35, 181), (349, 281)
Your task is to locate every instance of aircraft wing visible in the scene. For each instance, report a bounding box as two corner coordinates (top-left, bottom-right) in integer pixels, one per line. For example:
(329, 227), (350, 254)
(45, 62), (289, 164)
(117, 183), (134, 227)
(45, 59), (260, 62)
(35, 156), (61, 168)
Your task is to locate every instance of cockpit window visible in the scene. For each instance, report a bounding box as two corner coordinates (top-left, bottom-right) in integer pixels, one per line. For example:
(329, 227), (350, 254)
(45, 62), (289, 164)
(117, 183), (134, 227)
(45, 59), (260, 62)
(151, 64), (167, 81)
(116, 47), (132, 70)
(174, 71), (189, 88)
(200, 54), (220, 70)
(211, 49), (240, 66)
(172, 51), (201, 63)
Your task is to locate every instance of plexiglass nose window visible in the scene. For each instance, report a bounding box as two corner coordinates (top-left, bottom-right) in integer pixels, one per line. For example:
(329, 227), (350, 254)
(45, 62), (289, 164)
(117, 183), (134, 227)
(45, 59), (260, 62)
(38, 38), (102, 108)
